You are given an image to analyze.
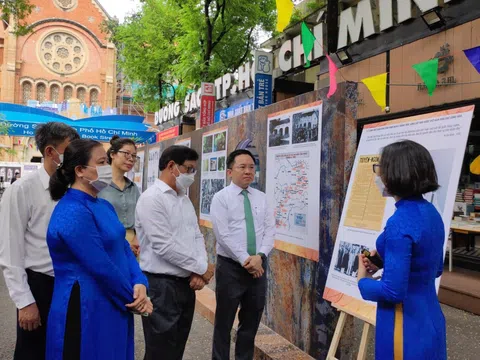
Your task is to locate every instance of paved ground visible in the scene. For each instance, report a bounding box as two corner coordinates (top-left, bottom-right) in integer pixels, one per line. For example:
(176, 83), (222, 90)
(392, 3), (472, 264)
(1, 275), (479, 359)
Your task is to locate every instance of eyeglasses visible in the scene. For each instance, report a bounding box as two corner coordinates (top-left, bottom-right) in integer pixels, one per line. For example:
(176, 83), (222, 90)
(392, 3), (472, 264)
(372, 164), (381, 175)
(179, 164), (197, 174)
(118, 150), (140, 163)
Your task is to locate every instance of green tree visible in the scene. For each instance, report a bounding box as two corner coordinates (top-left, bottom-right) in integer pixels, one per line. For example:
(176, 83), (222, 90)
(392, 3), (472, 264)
(105, 0), (275, 111)
(0, 0), (35, 36)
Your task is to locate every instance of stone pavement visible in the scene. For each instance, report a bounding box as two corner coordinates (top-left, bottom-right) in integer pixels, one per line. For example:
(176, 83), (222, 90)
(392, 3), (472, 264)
(1, 275), (479, 359)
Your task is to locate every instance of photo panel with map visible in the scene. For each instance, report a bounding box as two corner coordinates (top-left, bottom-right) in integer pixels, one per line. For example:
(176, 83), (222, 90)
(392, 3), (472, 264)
(333, 241), (368, 279)
(268, 117), (291, 147)
(292, 109), (320, 144)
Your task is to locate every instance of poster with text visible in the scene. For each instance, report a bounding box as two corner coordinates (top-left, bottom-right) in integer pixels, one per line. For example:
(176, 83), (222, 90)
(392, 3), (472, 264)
(200, 127), (228, 227)
(265, 101), (322, 261)
(323, 106), (474, 322)
(146, 146), (161, 189)
(134, 151), (145, 192)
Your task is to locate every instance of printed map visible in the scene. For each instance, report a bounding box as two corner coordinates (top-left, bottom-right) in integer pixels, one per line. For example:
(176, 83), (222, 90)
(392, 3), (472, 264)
(273, 151), (310, 234)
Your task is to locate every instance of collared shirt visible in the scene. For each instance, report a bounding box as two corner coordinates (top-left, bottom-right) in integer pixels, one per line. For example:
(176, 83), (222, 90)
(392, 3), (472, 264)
(98, 177), (140, 229)
(135, 179), (208, 277)
(210, 182), (275, 265)
(0, 167), (56, 309)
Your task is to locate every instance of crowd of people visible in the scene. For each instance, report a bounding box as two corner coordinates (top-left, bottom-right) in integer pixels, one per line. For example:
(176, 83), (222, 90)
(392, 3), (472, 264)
(0, 121), (448, 360)
(0, 122), (275, 360)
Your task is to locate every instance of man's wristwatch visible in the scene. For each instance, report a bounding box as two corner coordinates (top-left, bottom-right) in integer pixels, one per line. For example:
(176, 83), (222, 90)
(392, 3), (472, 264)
(258, 252), (267, 262)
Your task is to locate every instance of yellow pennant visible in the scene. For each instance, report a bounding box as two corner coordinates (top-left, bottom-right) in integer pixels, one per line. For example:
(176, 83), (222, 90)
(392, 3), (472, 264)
(361, 73), (388, 110)
(470, 155), (480, 175)
(276, 0), (294, 32)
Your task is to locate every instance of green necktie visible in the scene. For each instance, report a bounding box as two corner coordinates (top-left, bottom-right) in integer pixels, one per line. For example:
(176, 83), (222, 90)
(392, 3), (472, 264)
(242, 190), (257, 256)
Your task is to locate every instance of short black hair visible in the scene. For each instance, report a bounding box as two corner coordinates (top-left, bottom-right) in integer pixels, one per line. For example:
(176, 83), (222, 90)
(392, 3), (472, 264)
(159, 145), (199, 171)
(227, 149), (256, 169)
(34, 122), (80, 155)
(380, 140), (439, 198)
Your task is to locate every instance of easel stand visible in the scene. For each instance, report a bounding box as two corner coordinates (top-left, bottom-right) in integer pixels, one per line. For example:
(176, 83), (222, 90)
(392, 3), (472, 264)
(326, 303), (376, 360)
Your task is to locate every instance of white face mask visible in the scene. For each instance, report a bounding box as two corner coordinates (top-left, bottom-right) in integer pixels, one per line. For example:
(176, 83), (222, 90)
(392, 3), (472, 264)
(374, 176), (389, 197)
(52, 147), (64, 167)
(174, 165), (195, 193)
(85, 165), (113, 192)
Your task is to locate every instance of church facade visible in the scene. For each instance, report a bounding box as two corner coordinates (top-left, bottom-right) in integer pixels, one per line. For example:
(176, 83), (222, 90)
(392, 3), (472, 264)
(0, 0), (116, 109)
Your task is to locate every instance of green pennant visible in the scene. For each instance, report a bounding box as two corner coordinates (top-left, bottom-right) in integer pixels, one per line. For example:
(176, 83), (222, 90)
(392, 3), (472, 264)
(412, 58), (439, 96)
(301, 22), (316, 68)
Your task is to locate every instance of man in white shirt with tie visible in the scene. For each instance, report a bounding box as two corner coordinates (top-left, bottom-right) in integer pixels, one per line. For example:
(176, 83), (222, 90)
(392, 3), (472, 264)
(210, 149), (275, 360)
(0, 122), (79, 360)
(136, 145), (214, 360)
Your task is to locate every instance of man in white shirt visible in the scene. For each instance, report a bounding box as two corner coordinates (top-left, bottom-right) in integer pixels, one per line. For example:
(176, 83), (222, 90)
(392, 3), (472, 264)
(0, 122), (79, 360)
(136, 145), (214, 360)
(210, 149), (275, 360)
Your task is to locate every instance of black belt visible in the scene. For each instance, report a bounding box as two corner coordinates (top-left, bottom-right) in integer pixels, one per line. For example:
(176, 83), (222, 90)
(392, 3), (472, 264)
(143, 271), (190, 283)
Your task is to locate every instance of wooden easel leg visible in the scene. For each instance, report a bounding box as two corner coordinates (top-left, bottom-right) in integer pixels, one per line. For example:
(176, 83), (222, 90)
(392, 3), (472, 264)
(327, 311), (348, 360)
(357, 322), (371, 360)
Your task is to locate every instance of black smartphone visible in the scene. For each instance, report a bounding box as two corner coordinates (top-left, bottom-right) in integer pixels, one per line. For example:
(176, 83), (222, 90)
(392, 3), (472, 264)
(361, 249), (384, 269)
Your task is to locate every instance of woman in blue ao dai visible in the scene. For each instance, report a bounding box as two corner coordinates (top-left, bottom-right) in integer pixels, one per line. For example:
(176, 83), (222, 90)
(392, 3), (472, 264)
(46, 139), (153, 360)
(358, 140), (447, 360)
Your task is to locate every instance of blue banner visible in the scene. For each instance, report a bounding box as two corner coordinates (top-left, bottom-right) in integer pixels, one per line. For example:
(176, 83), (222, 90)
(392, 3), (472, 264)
(254, 73), (273, 109)
(5, 120), (154, 143)
(214, 99), (254, 123)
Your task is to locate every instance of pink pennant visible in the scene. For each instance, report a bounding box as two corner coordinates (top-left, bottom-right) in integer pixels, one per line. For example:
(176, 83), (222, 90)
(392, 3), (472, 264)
(327, 55), (338, 99)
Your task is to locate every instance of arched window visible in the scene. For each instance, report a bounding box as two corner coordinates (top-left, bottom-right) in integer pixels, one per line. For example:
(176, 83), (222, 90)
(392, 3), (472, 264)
(22, 82), (32, 104)
(77, 88), (86, 103)
(64, 85), (73, 101)
(36, 83), (46, 103)
(90, 89), (99, 106)
(50, 84), (60, 103)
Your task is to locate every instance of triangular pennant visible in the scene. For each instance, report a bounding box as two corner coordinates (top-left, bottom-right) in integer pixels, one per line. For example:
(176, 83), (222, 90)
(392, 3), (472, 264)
(412, 58), (438, 96)
(464, 46), (480, 74)
(301, 22), (316, 68)
(276, 0), (294, 32)
(361, 73), (387, 110)
(326, 55), (338, 99)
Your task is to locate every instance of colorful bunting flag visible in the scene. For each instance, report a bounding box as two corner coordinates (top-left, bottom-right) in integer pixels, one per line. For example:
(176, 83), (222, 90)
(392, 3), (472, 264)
(464, 46), (480, 74)
(276, 0), (294, 32)
(301, 22), (316, 68)
(326, 55), (338, 99)
(412, 58), (439, 96)
(361, 73), (388, 110)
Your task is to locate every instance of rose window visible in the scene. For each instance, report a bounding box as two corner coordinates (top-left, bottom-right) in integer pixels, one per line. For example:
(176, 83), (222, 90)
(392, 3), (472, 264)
(54, 0), (77, 11)
(39, 32), (86, 75)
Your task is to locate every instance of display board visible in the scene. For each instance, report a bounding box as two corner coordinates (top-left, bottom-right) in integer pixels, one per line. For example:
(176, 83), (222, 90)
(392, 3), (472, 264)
(199, 127), (228, 227)
(324, 106), (475, 321)
(146, 146), (161, 189)
(265, 101), (322, 261)
(133, 150), (145, 192)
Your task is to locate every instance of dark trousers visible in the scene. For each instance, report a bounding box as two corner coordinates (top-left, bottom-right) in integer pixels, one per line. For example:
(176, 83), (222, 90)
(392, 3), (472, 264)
(14, 269), (54, 360)
(142, 272), (196, 360)
(212, 255), (267, 360)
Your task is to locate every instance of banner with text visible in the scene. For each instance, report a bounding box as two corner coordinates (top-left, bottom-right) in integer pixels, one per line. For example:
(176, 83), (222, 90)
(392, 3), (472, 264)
(254, 50), (273, 109)
(200, 82), (216, 128)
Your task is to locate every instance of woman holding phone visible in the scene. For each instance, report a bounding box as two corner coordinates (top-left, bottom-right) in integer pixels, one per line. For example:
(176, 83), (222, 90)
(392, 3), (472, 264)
(357, 140), (446, 360)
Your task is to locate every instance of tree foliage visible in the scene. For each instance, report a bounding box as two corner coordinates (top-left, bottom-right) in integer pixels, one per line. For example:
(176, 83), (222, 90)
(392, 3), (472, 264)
(0, 0), (34, 36)
(105, 0), (275, 111)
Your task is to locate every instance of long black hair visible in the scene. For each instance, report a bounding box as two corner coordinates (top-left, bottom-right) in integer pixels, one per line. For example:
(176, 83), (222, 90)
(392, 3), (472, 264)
(107, 135), (136, 164)
(49, 139), (103, 201)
